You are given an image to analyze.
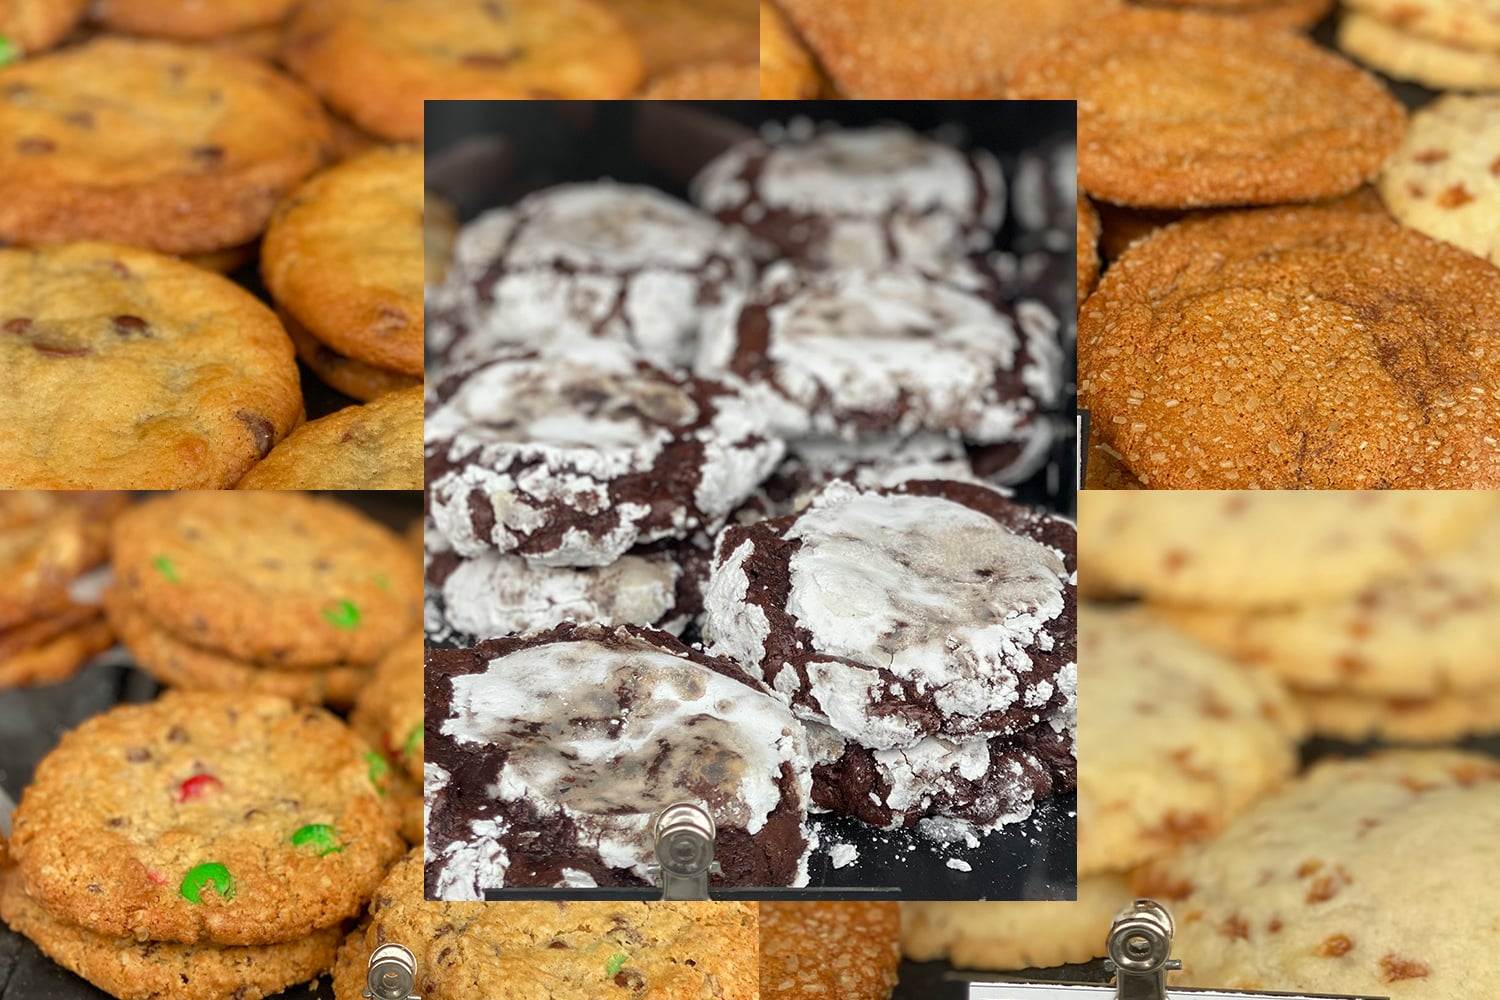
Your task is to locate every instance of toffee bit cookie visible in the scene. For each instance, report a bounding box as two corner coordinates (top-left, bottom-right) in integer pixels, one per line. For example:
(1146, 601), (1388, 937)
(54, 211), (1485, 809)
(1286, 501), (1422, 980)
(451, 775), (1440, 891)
(336, 850), (758, 1000)
(1077, 194), (1101, 305)
(235, 385), (423, 490)
(349, 632), (423, 784)
(93, 0), (299, 39)
(0, 867), (342, 1000)
(761, 901), (901, 1000)
(1136, 750), (1500, 997)
(759, 0), (820, 99)
(8, 692), (404, 945)
(1077, 491), (1500, 609)
(262, 146), (423, 377)
(697, 263), (1064, 448)
(0, 244), (302, 489)
(900, 871), (1134, 969)
(1339, 11), (1500, 90)
(1345, 0), (1500, 51)
(433, 181), (752, 370)
(703, 480), (1076, 750)
(1078, 605), (1303, 877)
(1080, 207), (1500, 489)
(111, 492), (422, 669)
(640, 62), (758, 99)
(425, 623), (813, 896)
(692, 123), (1003, 269)
(808, 716), (1075, 831)
(1009, 11), (1404, 208)
(0, 38), (331, 253)
(1378, 95), (1500, 270)
(425, 343), (783, 566)
(0, 492), (128, 629)
(775, 0), (1122, 99)
(284, 310), (420, 402)
(282, 0), (644, 142)
(0, 1), (86, 58)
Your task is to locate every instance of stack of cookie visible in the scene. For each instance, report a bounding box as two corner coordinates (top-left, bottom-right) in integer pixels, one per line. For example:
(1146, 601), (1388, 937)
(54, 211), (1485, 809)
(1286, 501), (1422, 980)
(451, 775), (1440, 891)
(2, 692), (405, 1000)
(103, 492), (423, 708)
(348, 631), (424, 844)
(0, 492), (128, 690)
(1339, 0), (1500, 90)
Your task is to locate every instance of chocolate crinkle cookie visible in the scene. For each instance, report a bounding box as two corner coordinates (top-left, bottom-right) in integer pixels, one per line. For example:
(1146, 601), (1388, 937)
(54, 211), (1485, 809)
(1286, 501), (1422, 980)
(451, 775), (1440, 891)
(691, 120), (1004, 270)
(423, 622), (814, 897)
(423, 341), (784, 567)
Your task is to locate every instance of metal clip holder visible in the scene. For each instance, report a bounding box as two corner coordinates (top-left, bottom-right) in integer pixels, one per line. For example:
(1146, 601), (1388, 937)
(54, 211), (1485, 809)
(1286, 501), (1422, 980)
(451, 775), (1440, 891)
(363, 943), (420, 1000)
(646, 800), (721, 900)
(968, 899), (1387, 1000)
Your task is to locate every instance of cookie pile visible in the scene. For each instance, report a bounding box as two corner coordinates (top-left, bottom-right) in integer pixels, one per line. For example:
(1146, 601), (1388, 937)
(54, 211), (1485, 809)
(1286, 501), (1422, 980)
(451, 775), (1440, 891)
(103, 492), (423, 708)
(1338, 0), (1500, 90)
(0, 492), (127, 690)
(2, 692), (406, 1000)
(348, 631), (425, 845)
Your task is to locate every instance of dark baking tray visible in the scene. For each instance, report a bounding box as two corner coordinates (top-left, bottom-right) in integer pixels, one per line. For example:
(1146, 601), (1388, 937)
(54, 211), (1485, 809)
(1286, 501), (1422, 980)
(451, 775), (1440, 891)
(0, 492), (418, 1000)
(426, 101), (1078, 902)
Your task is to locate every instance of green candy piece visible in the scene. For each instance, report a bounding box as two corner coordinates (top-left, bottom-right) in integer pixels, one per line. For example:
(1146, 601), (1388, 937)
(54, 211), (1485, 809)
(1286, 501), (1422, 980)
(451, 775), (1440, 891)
(290, 823), (343, 857)
(322, 599), (361, 630)
(402, 723), (422, 758)
(364, 750), (388, 795)
(0, 36), (14, 68)
(179, 863), (234, 904)
(152, 555), (180, 583)
(605, 953), (629, 977)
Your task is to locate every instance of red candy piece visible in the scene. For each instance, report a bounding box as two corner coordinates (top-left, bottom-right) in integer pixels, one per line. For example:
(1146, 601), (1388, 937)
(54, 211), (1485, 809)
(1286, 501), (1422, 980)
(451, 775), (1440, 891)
(174, 774), (223, 803)
(147, 870), (169, 887)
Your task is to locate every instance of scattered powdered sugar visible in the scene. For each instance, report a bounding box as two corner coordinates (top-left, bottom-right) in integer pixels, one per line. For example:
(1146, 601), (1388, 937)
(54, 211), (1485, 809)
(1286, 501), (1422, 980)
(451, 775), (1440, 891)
(829, 841), (860, 868)
(945, 857), (973, 872)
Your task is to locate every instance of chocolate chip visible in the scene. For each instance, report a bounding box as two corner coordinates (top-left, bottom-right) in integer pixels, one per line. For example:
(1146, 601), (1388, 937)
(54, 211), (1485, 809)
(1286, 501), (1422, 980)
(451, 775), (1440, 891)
(33, 343), (91, 358)
(112, 314), (150, 338)
(190, 145), (224, 166)
(482, 0), (507, 18)
(313, 558), (332, 571)
(87, 883), (101, 894)
(191, 613), (209, 633)
(106, 260), (132, 279)
(236, 410), (274, 458)
(125, 747), (151, 763)
(3, 83), (31, 100)
(613, 969), (646, 992)
(105, 817), (126, 828)
(243, 808), (263, 821)
(63, 111), (95, 129)
(3, 318), (31, 333)
(375, 304), (410, 333)
(434, 923), (455, 937)
(166, 725), (189, 743)
(17, 137), (55, 155)
(546, 938), (569, 948)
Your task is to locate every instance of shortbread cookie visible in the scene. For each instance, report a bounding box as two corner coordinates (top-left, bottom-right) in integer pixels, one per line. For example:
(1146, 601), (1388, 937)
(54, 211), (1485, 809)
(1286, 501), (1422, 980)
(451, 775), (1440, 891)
(93, 0), (299, 38)
(235, 385), (423, 490)
(776, 0), (1122, 99)
(900, 871), (1134, 969)
(263, 145), (423, 376)
(335, 851), (758, 1000)
(1345, 0), (1500, 51)
(703, 480), (1076, 749)
(348, 631), (422, 783)
(433, 182), (750, 369)
(282, 0), (644, 141)
(425, 343), (782, 566)
(0, 0), (87, 56)
(760, 0), (820, 98)
(1339, 10), (1500, 90)
(0, 244), (303, 489)
(1077, 492), (1499, 608)
(0, 492), (127, 628)
(1078, 605), (1304, 877)
(1080, 208), (1500, 488)
(1136, 750), (1500, 997)
(0, 613), (113, 689)
(425, 622), (814, 896)
(0, 38), (331, 253)
(1010, 11), (1405, 208)
(0, 866), (342, 1000)
(602, 0), (757, 77)
(111, 491), (422, 669)
(697, 264), (1064, 449)
(1078, 194), (1100, 304)
(9, 692), (404, 945)
(1379, 95), (1500, 269)
(693, 123), (1003, 269)
(640, 62), (758, 98)
(761, 901), (901, 1000)
(1296, 685), (1500, 743)
(284, 310), (419, 402)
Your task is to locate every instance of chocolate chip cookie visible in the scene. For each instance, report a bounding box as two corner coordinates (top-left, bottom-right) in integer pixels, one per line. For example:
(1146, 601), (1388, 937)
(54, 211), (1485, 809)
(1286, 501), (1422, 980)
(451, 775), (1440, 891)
(235, 384), (423, 490)
(0, 244), (303, 488)
(348, 631), (423, 784)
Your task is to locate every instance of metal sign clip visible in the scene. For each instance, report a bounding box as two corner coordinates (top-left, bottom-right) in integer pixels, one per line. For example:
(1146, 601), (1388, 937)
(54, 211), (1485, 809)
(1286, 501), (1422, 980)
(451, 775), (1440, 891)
(364, 943), (420, 1000)
(646, 801), (721, 900)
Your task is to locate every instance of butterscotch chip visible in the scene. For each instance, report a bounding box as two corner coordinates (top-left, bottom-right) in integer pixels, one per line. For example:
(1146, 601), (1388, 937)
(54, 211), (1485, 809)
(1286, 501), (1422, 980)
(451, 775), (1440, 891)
(640, 61), (757, 98)
(1339, 9), (1500, 90)
(1012, 10), (1404, 208)
(1077, 193), (1101, 305)
(760, 1), (819, 98)
(1136, 751), (1500, 997)
(777, 0), (1121, 99)
(761, 902), (900, 1000)
(235, 385), (423, 490)
(1080, 207), (1500, 489)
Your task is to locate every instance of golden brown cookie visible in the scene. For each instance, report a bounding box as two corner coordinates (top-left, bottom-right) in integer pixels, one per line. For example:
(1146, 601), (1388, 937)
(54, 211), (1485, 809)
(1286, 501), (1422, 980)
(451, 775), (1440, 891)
(0, 0), (87, 57)
(0, 38), (332, 254)
(1295, 686), (1500, 743)
(1345, 0), (1500, 51)
(0, 244), (303, 489)
(602, 0), (757, 77)
(778, 0), (1122, 99)
(1133, 0), (1334, 30)
(348, 631), (422, 784)
(759, 1), (819, 98)
(263, 146), (422, 377)
(282, 0), (644, 142)
(1079, 206), (1500, 488)
(236, 385), (422, 490)
(284, 311), (420, 402)
(0, 613), (113, 690)
(640, 61), (758, 98)
(1011, 10), (1405, 208)
(1082, 438), (1144, 490)
(0, 492), (128, 629)
(93, 0), (298, 39)
(1077, 193), (1101, 305)
(180, 241), (259, 275)
(1339, 10), (1500, 90)
(761, 902), (901, 1000)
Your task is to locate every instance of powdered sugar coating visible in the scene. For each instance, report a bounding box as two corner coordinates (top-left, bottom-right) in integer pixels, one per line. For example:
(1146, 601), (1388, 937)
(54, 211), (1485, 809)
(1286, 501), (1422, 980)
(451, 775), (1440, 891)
(428, 181), (752, 369)
(425, 342), (783, 566)
(698, 264), (1064, 448)
(692, 122), (1004, 270)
